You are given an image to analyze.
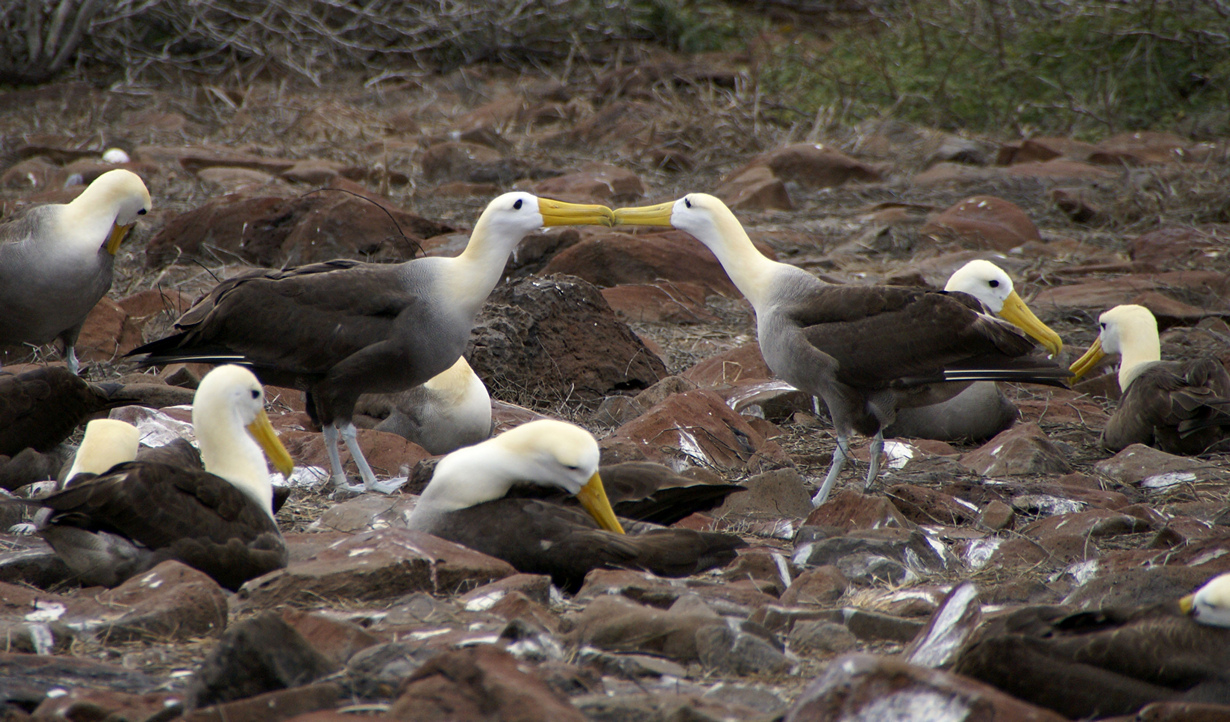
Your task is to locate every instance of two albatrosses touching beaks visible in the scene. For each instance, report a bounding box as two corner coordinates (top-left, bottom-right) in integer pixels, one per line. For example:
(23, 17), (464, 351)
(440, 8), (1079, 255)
(0, 170), (151, 374)
(952, 572), (1230, 719)
(613, 195), (1069, 505)
(130, 193), (613, 494)
(1070, 304), (1230, 454)
(886, 260), (1064, 442)
(407, 419), (746, 592)
(33, 365), (294, 590)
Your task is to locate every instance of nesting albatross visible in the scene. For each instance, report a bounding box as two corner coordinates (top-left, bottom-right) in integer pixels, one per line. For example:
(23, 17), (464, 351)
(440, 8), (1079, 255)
(407, 419), (746, 592)
(33, 365), (294, 590)
(613, 194), (1069, 504)
(354, 356), (492, 455)
(887, 260), (1064, 441)
(130, 193), (612, 493)
(1070, 304), (1230, 453)
(0, 169), (151, 374)
(952, 572), (1230, 718)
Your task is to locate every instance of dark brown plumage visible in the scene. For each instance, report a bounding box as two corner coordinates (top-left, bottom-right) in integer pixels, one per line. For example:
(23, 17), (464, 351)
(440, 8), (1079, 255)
(1105, 359), (1230, 454)
(0, 366), (134, 456)
(38, 460), (286, 590)
(953, 600), (1230, 719)
(423, 498), (745, 593)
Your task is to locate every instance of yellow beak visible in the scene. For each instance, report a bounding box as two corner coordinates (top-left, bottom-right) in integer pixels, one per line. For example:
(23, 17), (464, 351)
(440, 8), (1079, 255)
(247, 409), (295, 478)
(998, 291), (1063, 357)
(1069, 338), (1106, 381)
(613, 202), (676, 227)
(106, 222), (134, 255)
(538, 199), (615, 228)
(575, 471), (625, 534)
(1179, 593), (1195, 615)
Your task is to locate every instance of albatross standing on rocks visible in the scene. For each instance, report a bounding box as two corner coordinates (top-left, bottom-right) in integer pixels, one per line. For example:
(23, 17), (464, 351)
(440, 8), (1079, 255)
(407, 419), (746, 592)
(130, 193), (613, 493)
(1070, 304), (1230, 453)
(613, 194), (1069, 505)
(34, 365), (295, 590)
(0, 169), (151, 374)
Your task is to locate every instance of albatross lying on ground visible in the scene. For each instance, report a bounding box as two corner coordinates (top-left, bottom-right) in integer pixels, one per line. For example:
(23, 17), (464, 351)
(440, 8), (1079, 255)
(354, 356), (492, 455)
(0, 365), (144, 457)
(886, 260), (1063, 441)
(1070, 304), (1230, 453)
(953, 573), (1230, 718)
(34, 365), (294, 590)
(130, 193), (612, 493)
(613, 195), (1068, 505)
(0, 169), (151, 374)
(407, 419), (746, 592)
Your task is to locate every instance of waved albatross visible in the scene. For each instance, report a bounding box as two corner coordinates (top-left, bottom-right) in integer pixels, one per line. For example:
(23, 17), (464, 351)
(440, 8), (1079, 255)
(887, 260), (1064, 441)
(1070, 304), (1230, 454)
(34, 365), (294, 590)
(407, 419), (747, 592)
(355, 356), (492, 454)
(0, 365), (146, 457)
(953, 573), (1230, 719)
(0, 170), (151, 374)
(130, 193), (613, 493)
(613, 195), (1069, 505)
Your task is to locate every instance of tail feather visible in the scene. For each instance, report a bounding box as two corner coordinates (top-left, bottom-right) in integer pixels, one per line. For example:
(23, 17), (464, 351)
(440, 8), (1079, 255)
(896, 367), (1071, 389)
(127, 334), (248, 367)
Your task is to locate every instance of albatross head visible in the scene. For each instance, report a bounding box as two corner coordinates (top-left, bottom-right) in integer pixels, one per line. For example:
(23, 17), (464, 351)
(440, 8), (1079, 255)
(945, 260), (1063, 356)
(192, 365), (294, 514)
(1069, 304), (1160, 389)
(473, 192), (613, 239)
(421, 419), (624, 533)
(1180, 572), (1230, 627)
(70, 169), (152, 255)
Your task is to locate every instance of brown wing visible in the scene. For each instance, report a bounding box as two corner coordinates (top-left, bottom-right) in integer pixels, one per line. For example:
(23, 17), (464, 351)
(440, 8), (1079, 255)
(131, 260), (421, 378)
(40, 461), (286, 590)
(1110, 360), (1230, 453)
(786, 285), (1038, 387)
(427, 498), (745, 592)
(598, 461), (745, 525)
(0, 367), (120, 455)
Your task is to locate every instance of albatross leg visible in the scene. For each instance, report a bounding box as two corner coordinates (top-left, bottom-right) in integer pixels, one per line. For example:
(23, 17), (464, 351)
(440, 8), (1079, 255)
(66, 347), (79, 376)
(323, 423), (362, 493)
(340, 421), (406, 494)
(863, 429), (884, 492)
(811, 435), (850, 507)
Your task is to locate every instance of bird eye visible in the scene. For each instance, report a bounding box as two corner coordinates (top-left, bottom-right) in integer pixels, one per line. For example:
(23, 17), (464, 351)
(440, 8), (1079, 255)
(684, 197), (692, 208)
(988, 279), (999, 288)
(564, 464), (580, 472)
(1099, 323), (1106, 329)
(250, 389), (260, 399)
(513, 198), (523, 210)
(137, 209), (147, 215)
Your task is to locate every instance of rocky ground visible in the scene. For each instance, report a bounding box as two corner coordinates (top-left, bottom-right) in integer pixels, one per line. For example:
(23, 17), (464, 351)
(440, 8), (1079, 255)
(1, 43), (1229, 722)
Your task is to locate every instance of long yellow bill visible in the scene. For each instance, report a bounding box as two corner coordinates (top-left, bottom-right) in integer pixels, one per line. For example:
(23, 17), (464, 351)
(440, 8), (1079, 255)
(105, 222), (134, 255)
(247, 409), (295, 478)
(613, 202), (676, 227)
(1179, 593), (1195, 615)
(1069, 338), (1106, 381)
(576, 471), (625, 534)
(538, 199), (615, 228)
(998, 291), (1063, 357)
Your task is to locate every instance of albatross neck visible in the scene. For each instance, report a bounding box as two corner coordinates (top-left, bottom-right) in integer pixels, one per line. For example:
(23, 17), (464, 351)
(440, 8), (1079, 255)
(196, 411), (275, 519)
(56, 182), (123, 256)
(689, 208), (788, 311)
(1116, 323), (1162, 391)
(442, 215), (525, 316)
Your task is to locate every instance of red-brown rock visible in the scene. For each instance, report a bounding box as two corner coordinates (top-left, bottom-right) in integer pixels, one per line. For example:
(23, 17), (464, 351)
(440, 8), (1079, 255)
(238, 528), (516, 606)
(684, 343), (774, 386)
(532, 162), (644, 204)
(76, 297), (144, 364)
(389, 646), (584, 722)
(960, 423), (1073, 476)
(145, 185), (452, 268)
(780, 566), (848, 606)
(182, 683), (340, 722)
(733, 143), (884, 189)
(279, 609), (382, 666)
(600, 389), (793, 472)
(280, 428), (430, 480)
(920, 196), (1041, 252)
(87, 561), (229, 642)
(419, 141), (504, 182)
(714, 165), (794, 211)
(600, 282), (716, 324)
(804, 490), (917, 532)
